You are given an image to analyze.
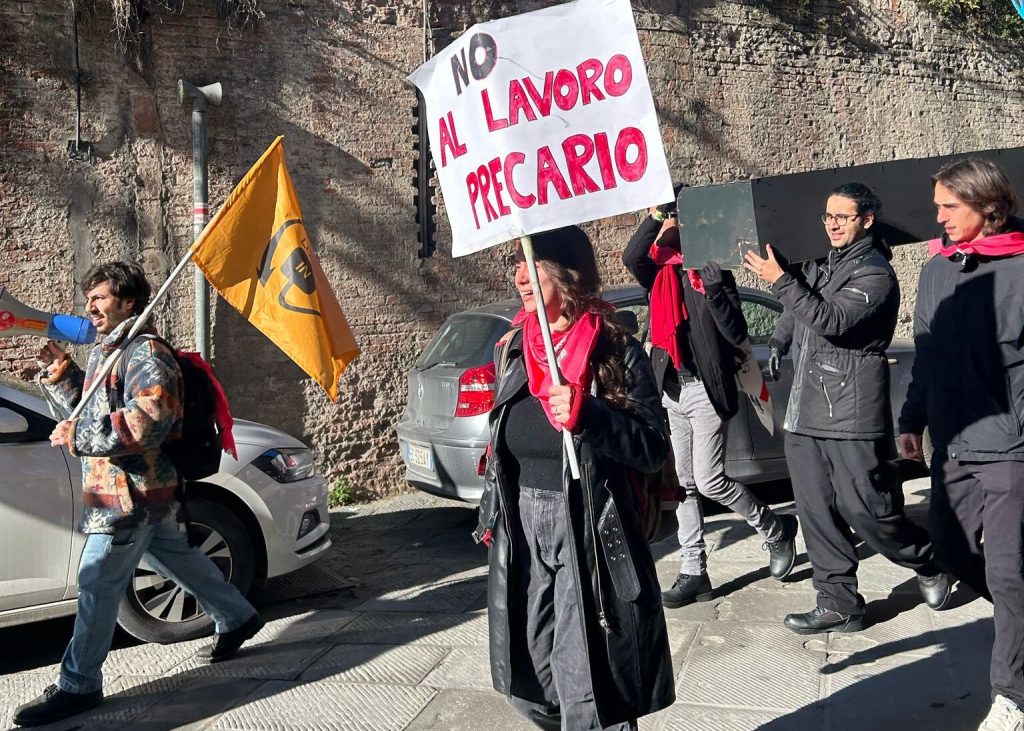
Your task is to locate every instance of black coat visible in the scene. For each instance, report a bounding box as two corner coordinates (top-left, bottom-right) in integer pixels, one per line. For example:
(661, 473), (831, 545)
(473, 328), (675, 726)
(623, 215), (749, 419)
(769, 234), (899, 440)
(899, 224), (1024, 460)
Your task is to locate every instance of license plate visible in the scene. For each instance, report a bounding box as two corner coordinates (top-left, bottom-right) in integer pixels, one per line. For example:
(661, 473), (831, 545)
(407, 443), (433, 471)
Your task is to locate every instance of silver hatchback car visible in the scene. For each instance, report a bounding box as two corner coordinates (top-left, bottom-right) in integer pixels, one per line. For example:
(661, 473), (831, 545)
(396, 285), (917, 502)
(0, 378), (333, 644)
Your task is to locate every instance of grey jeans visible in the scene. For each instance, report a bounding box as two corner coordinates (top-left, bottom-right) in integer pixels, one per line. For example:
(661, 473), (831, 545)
(665, 380), (783, 576)
(509, 486), (636, 731)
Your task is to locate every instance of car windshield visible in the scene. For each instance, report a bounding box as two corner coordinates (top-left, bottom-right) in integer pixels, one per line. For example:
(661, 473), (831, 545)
(416, 313), (507, 370)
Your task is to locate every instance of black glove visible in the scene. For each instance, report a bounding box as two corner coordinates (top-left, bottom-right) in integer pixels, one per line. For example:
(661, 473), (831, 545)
(655, 182), (687, 216)
(763, 346), (782, 382)
(699, 261), (724, 292)
(655, 199), (677, 216)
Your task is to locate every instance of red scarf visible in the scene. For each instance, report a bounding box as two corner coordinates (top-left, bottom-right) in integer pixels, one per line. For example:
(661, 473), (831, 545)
(649, 233), (705, 371)
(928, 231), (1024, 259)
(511, 308), (601, 430)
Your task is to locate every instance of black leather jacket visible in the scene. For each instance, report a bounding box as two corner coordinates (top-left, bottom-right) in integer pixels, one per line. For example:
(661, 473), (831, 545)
(769, 234), (899, 440)
(474, 328), (675, 725)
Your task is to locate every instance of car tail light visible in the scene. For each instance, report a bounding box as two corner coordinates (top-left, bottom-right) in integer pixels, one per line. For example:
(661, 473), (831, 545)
(455, 362), (496, 417)
(476, 452), (487, 476)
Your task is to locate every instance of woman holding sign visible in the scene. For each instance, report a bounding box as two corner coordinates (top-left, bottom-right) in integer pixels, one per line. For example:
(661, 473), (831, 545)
(473, 226), (674, 730)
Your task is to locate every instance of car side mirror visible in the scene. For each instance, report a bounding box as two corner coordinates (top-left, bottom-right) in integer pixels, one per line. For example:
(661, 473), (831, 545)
(0, 407), (29, 434)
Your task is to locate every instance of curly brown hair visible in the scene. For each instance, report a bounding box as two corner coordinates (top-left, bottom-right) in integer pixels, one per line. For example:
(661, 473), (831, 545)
(528, 227), (632, 409)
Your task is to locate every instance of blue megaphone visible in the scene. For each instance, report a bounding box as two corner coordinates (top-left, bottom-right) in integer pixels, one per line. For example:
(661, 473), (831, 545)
(0, 287), (96, 344)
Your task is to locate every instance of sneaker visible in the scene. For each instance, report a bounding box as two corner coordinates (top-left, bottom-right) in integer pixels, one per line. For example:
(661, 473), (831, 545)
(978, 694), (1024, 731)
(661, 572), (713, 609)
(13, 684), (103, 727)
(195, 613), (264, 664)
(764, 513), (799, 581)
(784, 606), (864, 635)
(917, 571), (953, 610)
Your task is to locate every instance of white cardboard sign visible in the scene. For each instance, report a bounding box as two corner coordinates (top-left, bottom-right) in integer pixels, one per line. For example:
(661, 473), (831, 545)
(407, 0), (673, 257)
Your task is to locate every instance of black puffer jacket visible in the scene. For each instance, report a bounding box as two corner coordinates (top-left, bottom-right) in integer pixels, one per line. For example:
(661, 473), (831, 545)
(769, 233), (899, 440)
(623, 215), (749, 419)
(473, 328), (675, 726)
(899, 223), (1024, 461)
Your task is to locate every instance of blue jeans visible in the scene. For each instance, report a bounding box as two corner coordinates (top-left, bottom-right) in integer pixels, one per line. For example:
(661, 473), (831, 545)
(58, 519), (256, 694)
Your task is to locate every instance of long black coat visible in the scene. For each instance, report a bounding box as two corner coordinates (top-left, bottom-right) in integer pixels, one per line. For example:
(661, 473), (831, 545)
(474, 328), (675, 726)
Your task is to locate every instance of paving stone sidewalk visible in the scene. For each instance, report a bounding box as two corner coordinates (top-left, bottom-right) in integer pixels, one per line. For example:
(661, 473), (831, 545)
(0, 479), (994, 730)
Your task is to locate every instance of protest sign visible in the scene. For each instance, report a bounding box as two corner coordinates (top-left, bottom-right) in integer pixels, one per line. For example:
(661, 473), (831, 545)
(407, 0), (673, 256)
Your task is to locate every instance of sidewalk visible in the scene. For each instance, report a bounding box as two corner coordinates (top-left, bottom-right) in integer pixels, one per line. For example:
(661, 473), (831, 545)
(0, 479), (994, 730)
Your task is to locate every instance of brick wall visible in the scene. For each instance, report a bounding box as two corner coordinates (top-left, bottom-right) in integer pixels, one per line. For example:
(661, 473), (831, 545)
(1, 0), (1021, 497)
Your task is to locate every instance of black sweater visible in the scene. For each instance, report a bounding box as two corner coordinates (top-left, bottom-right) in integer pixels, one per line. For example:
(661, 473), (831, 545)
(622, 215), (749, 419)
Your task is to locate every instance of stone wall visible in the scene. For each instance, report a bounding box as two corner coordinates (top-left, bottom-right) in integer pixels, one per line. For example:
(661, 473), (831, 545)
(1, 0), (1021, 497)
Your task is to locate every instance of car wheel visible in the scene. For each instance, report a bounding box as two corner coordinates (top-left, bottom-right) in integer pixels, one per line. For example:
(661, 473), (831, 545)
(117, 497), (255, 644)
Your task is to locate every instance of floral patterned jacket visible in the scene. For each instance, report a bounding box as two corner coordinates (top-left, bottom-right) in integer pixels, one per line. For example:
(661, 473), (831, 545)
(41, 316), (184, 534)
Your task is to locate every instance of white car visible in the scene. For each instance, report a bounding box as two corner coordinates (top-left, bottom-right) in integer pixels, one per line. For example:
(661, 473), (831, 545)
(0, 378), (332, 644)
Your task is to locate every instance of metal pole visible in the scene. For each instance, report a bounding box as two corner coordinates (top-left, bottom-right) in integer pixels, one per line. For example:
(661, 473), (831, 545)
(520, 235), (581, 480)
(191, 101), (210, 359)
(178, 80), (222, 360)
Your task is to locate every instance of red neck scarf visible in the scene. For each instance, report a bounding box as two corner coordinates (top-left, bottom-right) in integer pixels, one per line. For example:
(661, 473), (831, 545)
(928, 231), (1024, 259)
(649, 235), (705, 371)
(511, 309), (601, 430)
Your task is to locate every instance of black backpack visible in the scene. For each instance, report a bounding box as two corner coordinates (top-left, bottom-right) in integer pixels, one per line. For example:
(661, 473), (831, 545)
(115, 334), (225, 482)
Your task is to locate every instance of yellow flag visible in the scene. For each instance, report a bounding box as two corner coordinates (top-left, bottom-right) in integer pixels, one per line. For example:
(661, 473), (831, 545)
(191, 136), (359, 401)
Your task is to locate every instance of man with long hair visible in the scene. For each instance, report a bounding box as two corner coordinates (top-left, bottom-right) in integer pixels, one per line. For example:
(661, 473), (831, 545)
(745, 182), (949, 635)
(898, 159), (1024, 731)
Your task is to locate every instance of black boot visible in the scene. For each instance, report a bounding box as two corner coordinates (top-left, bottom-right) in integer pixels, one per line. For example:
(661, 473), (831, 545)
(661, 572), (713, 609)
(784, 606), (864, 635)
(917, 571), (952, 610)
(13, 684), (103, 727)
(764, 513), (799, 581)
(195, 613), (264, 664)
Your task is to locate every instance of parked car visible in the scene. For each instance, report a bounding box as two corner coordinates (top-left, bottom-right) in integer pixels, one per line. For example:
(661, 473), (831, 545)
(0, 378), (332, 644)
(396, 285), (916, 502)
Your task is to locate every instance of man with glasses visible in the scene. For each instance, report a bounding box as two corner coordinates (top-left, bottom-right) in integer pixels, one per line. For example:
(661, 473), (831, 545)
(744, 182), (949, 635)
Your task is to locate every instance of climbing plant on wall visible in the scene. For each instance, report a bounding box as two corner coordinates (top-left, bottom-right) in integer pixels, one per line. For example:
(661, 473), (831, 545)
(77, 0), (262, 75)
(915, 0), (1024, 44)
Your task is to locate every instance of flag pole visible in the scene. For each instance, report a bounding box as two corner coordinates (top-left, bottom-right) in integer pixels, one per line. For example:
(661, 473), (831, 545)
(520, 235), (581, 480)
(67, 242), (202, 421)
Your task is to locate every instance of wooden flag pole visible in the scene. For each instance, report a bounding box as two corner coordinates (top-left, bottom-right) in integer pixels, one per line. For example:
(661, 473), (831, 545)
(520, 235), (581, 480)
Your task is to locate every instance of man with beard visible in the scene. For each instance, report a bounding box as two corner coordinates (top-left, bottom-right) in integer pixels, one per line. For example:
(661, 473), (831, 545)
(745, 182), (949, 635)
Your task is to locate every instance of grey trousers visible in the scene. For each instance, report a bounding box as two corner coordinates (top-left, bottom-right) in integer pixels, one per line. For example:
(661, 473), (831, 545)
(509, 487), (636, 731)
(665, 380), (783, 576)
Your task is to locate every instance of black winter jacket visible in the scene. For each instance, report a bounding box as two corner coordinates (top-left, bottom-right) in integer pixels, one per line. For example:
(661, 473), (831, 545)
(898, 225), (1024, 461)
(473, 328), (675, 726)
(769, 234), (899, 440)
(623, 215), (749, 419)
